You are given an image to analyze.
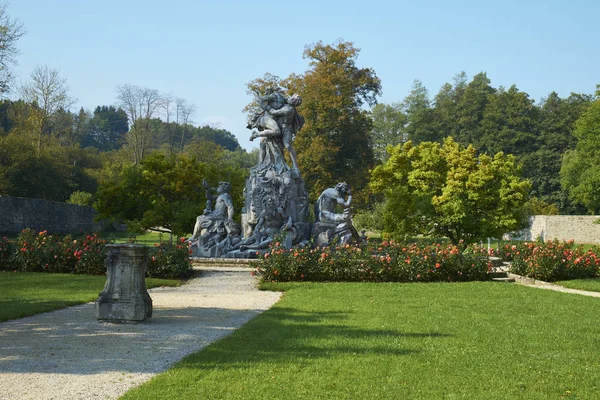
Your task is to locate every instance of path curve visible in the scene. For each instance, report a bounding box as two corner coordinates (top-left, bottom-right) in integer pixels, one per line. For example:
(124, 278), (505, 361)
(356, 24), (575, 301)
(0, 267), (282, 400)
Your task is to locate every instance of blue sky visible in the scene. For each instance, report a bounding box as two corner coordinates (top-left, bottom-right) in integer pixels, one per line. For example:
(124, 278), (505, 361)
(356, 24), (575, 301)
(7, 0), (599, 150)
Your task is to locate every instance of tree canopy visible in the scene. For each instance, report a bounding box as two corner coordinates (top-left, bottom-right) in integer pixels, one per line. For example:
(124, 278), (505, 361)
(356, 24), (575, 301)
(370, 137), (531, 245)
(560, 91), (600, 214)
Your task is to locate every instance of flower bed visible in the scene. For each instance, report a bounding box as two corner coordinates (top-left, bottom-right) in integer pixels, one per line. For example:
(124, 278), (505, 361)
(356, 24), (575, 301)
(147, 238), (195, 279)
(0, 229), (193, 279)
(496, 239), (600, 281)
(256, 240), (492, 282)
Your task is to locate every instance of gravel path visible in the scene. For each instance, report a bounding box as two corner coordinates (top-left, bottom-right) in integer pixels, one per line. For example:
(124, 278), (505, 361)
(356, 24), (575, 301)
(0, 267), (282, 400)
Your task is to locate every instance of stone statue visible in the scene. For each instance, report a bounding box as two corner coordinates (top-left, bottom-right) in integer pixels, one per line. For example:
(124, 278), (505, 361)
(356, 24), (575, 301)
(249, 89), (304, 172)
(238, 195), (296, 252)
(188, 180), (234, 244)
(313, 182), (361, 246)
(240, 87), (310, 256)
(191, 85), (311, 259)
(216, 219), (242, 253)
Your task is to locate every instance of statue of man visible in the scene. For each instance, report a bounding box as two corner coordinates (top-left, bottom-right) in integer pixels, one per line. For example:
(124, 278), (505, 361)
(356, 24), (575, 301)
(313, 182), (360, 246)
(188, 180), (234, 242)
(250, 90), (304, 171)
(315, 182), (353, 223)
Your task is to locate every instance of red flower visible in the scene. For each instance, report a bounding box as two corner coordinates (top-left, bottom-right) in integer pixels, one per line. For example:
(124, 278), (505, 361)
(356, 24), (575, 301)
(435, 263), (441, 269)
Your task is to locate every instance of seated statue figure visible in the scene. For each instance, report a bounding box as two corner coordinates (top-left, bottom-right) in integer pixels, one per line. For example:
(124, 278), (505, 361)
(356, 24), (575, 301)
(313, 182), (361, 246)
(188, 180), (234, 244)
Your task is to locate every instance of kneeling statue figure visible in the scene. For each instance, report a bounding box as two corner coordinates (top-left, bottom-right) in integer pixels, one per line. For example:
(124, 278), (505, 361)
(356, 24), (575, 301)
(313, 182), (361, 246)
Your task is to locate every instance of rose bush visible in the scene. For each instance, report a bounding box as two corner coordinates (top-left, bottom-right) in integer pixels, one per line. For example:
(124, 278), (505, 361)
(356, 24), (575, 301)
(147, 237), (194, 279)
(1, 229), (193, 279)
(497, 239), (600, 281)
(257, 240), (491, 282)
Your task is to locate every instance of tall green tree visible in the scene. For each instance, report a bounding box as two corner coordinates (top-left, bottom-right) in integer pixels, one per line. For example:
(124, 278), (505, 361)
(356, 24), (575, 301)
(402, 80), (438, 144)
(291, 41), (381, 201)
(560, 90), (600, 214)
(528, 92), (591, 213)
(454, 72), (495, 147)
(370, 137), (530, 246)
(432, 72), (467, 141)
(479, 85), (539, 156)
(82, 105), (128, 151)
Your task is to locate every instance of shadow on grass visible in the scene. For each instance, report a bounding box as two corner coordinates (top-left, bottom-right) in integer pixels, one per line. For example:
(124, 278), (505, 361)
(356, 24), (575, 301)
(173, 306), (451, 370)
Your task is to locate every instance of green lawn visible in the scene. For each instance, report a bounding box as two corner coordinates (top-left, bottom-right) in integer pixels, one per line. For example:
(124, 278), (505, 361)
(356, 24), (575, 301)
(555, 278), (600, 293)
(0, 271), (183, 322)
(122, 281), (600, 400)
(102, 230), (179, 244)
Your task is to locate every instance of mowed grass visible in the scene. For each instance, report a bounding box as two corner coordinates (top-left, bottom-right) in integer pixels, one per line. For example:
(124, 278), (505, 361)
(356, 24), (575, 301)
(556, 277), (600, 293)
(105, 230), (185, 244)
(122, 281), (600, 400)
(0, 271), (183, 322)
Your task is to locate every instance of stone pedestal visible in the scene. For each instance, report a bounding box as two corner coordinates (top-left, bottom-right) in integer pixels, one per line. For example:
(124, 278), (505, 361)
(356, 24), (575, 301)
(95, 244), (152, 322)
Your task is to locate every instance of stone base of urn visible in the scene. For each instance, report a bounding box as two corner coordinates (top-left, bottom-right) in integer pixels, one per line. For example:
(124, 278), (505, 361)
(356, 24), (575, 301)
(95, 244), (152, 323)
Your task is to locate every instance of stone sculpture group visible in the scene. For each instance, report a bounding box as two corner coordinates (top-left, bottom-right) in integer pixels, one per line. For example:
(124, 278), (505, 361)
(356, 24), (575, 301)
(189, 87), (361, 258)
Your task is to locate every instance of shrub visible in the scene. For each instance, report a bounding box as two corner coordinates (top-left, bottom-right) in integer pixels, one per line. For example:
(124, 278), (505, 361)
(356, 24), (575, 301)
(147, 237), (194, 280)
(4, 229), (193, 279)
(67, 191), (94, 206)
(498, 239), (600, 281)
(256, 240), (492, 283)
(0, 236), (14, 270)
(9, 229), (108, 274)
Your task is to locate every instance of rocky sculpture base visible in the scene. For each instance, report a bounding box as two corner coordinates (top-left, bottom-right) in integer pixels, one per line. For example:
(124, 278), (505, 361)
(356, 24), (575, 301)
(312, 221), (361, 247)
(241, 165), (310, 244)
(95, 244), (152, 323)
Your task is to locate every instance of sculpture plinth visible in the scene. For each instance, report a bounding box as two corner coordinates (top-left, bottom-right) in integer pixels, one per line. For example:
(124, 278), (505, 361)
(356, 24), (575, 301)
(95, 244), (152, 322)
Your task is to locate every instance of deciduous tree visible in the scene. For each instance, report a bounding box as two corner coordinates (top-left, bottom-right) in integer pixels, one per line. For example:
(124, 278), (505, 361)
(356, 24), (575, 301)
(371, 102), (406, 163)
(284, 40), (382, 202)
(560, 89), (600, 214)
(370, 137), (530, 246)
(116, 84), (162, 163)
(20, 65), (75, 156)
(0, 3), (25, 95)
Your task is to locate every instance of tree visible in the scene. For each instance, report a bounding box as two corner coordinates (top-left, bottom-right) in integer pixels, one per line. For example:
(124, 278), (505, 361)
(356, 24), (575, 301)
(81, 105), (128, 151)
(94, 153), (248, 236)
(432, 72), (468, 140)
(116, 84), (162, 163)
(402, 80), (438, 144)
(454, 72), (495, 147)
(479, 85), (539, 156)
(20, 65), (75, 156)
(529, 91), (591, 213)
(175, 98), (195, 153)
(0, 3), (25, 95)
(560, 91), (600, 214)
(371, 102), (406, 163)
(282, 40), (382, 202)
(370, 137), (530, 246)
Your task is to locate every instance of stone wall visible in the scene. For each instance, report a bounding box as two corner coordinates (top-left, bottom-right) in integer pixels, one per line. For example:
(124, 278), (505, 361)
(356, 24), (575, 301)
(0, 196), (99, 235)
(510, 215), (600, 244)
